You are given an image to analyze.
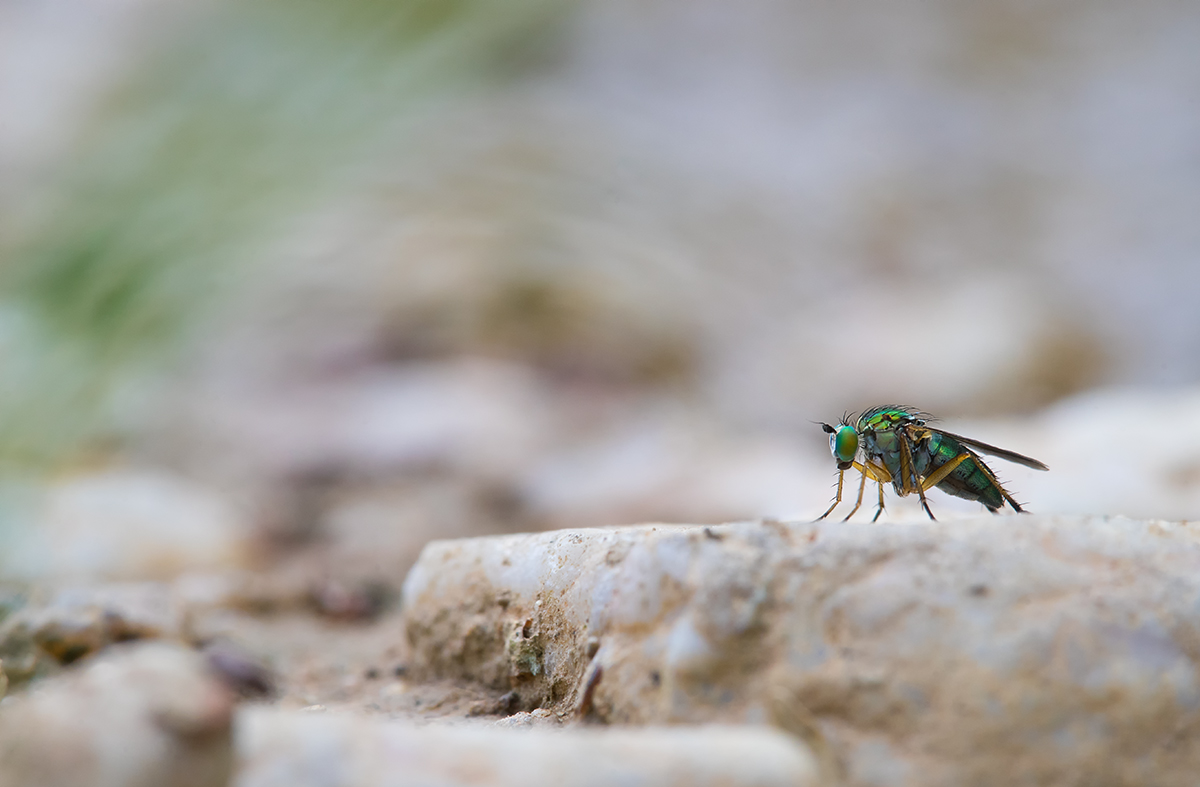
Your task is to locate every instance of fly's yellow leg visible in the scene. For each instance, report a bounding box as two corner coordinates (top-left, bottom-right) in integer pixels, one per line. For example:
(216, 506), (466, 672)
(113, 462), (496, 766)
(919, 452), (971, 490)
(871, 476), (886, 522)
(820, 461), (892, 522)
(897, 431), (918, 495)
(966, 449), (1023, 512)
(840, 463), (870, 521)
(949, 448), (1023, 513)
(898, 434), (936, 520)
(846, 460), (891, 522)
(917, 450), (1023, 513)
(815, 467), (847, 521)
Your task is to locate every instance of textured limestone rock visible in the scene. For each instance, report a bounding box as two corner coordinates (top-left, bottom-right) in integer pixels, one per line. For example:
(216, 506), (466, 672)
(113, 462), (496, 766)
(234, 709), (819, 787)
(0, 582), (185, 686)
(0, 642), (235, 787)
(402, 516), (1200, 787)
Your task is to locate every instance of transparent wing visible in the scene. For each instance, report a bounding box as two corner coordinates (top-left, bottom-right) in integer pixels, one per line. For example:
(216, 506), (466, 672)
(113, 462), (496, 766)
(928, 428), (1049, 471)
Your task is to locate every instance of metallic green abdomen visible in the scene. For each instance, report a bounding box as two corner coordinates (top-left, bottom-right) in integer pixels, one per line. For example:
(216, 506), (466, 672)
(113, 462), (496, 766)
(926, 433), (1005, 511)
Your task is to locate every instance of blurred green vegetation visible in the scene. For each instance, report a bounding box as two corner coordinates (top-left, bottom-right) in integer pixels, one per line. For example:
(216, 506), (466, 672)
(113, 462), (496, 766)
(0, 0), (570, 468)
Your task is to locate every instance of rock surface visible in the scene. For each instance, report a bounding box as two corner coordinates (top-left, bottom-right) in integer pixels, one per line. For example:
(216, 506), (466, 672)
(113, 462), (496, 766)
(235, 710), (819, 787)
(0, 581), (185, 686)
(402, 516), (1200, 787)
(0, 642), (236, 787)
(0, 470), (252, 583)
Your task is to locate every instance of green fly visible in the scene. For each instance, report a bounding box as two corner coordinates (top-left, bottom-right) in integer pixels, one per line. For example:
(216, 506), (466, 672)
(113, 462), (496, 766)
(817, 405), (1048, 521)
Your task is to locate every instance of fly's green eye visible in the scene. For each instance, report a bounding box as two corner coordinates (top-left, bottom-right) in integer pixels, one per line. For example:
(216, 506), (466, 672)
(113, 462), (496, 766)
(831, 426), (858, 464)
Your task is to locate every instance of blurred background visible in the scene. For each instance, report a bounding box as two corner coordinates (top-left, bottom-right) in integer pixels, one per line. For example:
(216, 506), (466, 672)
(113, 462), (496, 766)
(0, 0), (1198, 588)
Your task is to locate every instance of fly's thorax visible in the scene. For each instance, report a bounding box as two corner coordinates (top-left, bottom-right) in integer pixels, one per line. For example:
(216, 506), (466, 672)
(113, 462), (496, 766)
(858, 428), (898, 485)
(862, 423), (934, 492)
(855, 406), (925, 433)
(866, 429), (896, 453)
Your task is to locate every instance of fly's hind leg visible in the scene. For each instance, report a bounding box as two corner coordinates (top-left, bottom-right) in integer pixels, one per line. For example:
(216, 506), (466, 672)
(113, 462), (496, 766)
(916, 489), (936, 520)
(919, 450), (1024, 514)
(962, 451), (1024, 513)
(982, 467), (1024, 513)
(920, 453), (970, 490)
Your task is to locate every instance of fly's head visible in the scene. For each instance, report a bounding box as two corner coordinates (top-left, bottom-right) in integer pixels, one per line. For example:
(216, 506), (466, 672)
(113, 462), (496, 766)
(821, 421), (859, 471)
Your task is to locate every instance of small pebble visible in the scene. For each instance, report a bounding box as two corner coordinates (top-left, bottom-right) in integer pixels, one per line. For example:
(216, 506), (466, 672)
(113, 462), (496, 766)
(204, 643), (275, 699)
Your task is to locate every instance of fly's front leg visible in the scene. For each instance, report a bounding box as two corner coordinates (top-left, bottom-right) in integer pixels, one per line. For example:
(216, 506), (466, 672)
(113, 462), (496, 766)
(840, 464), (869, 521)
(815, 468), (846, 521)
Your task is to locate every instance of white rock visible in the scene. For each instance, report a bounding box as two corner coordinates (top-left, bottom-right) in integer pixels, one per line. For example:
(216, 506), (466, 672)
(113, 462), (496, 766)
(402, 516), (1200, 786)
(0, 642), (235, 787)
(1, 470), (250, 582)
(234, 709), (819, 787)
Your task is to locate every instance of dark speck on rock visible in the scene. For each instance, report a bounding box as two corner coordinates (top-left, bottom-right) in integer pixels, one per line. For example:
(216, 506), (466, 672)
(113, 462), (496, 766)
(205, 643), (275, 699)
(499, 691), (520, 715)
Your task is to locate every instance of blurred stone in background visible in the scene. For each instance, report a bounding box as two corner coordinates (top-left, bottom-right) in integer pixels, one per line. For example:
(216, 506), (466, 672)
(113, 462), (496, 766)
(0, 0), (1195, 579)
(0, 643), (236, 787)
(0, 0), (1194, 584)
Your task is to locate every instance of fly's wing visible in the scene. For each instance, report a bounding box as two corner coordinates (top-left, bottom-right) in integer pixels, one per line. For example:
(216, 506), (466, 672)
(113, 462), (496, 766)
(927, 428), (1049, 471)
